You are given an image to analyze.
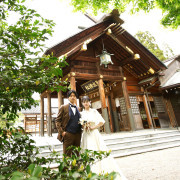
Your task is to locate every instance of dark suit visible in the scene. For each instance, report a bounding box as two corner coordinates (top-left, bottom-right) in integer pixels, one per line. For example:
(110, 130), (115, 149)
(55, 104), (81, 156)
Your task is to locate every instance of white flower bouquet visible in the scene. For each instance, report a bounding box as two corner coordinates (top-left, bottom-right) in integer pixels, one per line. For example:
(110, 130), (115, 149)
(79, 118), (91, 133)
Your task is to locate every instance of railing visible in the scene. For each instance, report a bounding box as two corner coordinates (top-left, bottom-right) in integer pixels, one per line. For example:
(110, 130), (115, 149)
(24, 117), (47, 135)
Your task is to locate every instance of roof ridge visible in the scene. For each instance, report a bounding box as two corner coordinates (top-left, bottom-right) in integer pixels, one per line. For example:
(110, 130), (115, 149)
(163, 54), (180, 63)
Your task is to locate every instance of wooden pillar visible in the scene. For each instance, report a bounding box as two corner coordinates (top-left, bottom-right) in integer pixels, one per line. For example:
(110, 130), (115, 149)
(40, 95), (44, 136)
(121, 80), (136, 131)
(70, 76), (77, 105)
(58, 90), (63, 109)
(142, 94), (153, 128)
(119, 67), (135, 131)
(70, 76), (76, 90)
(107, 95), (114, 132)
(110, 92), (120, 132)
(47, 92), (52, 136)
(98, 78), (111, 133)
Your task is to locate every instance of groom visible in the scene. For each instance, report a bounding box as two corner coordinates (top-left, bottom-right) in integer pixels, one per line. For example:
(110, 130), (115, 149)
(55, 90), (82, 156)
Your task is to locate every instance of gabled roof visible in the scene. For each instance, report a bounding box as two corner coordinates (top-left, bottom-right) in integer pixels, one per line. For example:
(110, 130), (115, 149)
(163, 54), (180, 67)
(161, 70), (180, 89)
(21, 99), (58, 115)
(160, 55), (180, 89)
(45, 10), (166, 79)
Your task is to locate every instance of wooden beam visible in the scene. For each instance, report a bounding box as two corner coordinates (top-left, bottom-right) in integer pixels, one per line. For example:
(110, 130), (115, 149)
(71, 73), (98, 80)
(112, 26), (123, 34)
(103, 23), (116, 33)
(111, 23), (121, 32)
(102, 75), (123, 81)
(73, 65), (97, 70)
(72, 72), (123, 81)
(116, 29), (126, 36)
(99, 67), (122, 72)
(108, 34), (134, 56)
(40, 90), (52, 98)
(69, 49), (83, 61)
(41, 90), (47, 98)
(120, 56), (134, 66)
(75, 56), (99, 62)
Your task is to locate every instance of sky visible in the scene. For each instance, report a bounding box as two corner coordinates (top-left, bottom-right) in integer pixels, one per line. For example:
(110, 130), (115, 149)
(25, 0), (180, 56)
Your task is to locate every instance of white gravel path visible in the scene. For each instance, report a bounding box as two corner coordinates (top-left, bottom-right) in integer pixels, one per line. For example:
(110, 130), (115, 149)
(115, 146), (180, 180)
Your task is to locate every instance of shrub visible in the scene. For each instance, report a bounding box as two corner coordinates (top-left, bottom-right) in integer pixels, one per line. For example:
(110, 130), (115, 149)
(0, 126), (118, 180)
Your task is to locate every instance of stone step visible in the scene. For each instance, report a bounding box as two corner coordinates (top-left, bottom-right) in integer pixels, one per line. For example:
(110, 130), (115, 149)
(37, 130), (180, 158)
(106, 133), (180, 149)
(110, 138), (180, 155)
(37, 130), (180, 151)
(104, 130), (180, 144)
(112, 143), (180, 158)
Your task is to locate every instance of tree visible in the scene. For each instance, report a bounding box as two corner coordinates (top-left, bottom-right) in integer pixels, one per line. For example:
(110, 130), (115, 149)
(70, 0), (180, 29)
(0, 0), (67, 123)
(135, 31), (174, 61)
(0, 1), (118, 179)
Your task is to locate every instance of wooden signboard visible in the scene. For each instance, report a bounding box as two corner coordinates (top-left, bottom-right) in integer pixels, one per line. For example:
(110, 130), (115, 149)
(81, 80), (106, 92)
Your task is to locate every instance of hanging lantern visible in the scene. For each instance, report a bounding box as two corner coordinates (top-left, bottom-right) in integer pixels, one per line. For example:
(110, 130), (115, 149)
(96, 39), (114, 67)
(97, 49), (114, 67)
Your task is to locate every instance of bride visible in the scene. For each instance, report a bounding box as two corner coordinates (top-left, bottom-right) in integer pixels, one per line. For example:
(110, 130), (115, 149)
(80, 96), (127, 180)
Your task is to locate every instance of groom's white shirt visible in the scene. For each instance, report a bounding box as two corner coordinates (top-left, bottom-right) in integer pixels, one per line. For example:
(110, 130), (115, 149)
(69, 103), (76, 115)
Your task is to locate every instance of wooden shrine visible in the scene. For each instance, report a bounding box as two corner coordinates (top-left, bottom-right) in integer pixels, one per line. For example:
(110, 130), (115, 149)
(160, 55), (180, 128)
(40, 10), (170, 136)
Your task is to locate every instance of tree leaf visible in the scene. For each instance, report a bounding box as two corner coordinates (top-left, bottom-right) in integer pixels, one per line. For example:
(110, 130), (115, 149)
(32, 166), (43, 177)
(86, 164), (91, 174)
(28, 164), (35, 175)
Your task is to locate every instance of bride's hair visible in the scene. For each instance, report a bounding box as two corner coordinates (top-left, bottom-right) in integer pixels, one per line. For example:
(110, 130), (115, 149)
(81, 95), (90, 102)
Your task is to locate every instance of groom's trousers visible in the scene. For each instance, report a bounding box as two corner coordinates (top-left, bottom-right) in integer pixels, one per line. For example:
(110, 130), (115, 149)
(63, 131), (81, 156)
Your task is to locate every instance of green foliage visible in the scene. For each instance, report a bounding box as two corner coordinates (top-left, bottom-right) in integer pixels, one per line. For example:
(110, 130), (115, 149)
(0, 1), (118, 179)
(70, 0), (180, 29)
(135, 31), (174, 61)
(0, 0), (68, 123)
(156, 0), (180, 29)
(0, 127), (118, 179)
(0, 126), (39, 178)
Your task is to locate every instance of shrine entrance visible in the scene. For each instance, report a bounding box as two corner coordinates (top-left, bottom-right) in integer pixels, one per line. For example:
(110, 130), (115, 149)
(78, 79), (121, 133)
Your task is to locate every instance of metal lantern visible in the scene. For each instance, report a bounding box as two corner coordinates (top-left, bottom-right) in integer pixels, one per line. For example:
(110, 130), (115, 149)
(97, 49), (114, 67)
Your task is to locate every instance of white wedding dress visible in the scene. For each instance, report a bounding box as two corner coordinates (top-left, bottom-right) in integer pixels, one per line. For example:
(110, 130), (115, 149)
(80, 108), (127, 180)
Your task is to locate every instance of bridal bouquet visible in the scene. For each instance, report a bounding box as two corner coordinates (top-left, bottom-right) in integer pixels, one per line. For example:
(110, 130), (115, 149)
(79, 118), (91, 133)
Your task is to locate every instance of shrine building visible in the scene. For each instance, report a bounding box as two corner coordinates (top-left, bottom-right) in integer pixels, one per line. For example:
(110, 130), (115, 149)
(39, 10), (172, 136)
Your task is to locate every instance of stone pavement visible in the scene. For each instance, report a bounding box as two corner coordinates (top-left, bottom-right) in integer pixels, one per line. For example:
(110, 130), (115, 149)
(115, 146), (180, 180)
